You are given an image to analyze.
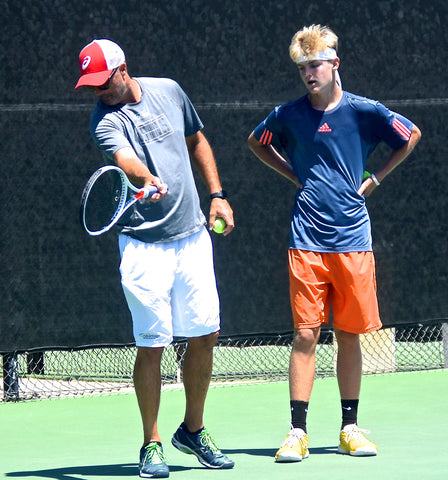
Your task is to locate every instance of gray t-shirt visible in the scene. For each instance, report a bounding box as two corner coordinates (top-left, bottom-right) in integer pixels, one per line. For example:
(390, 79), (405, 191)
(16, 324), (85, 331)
(90, 77), (206, 243)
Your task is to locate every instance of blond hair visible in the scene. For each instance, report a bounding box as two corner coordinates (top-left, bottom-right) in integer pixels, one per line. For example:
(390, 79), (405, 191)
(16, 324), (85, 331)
(289, 24), (338, 64)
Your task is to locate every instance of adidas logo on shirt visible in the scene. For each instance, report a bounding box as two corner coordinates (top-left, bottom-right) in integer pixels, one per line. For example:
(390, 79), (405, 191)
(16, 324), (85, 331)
(318, 122), (332, 133)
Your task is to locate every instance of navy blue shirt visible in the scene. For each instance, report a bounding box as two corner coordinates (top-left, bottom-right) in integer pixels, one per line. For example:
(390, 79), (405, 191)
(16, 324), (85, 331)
(253, 92), (413, 252)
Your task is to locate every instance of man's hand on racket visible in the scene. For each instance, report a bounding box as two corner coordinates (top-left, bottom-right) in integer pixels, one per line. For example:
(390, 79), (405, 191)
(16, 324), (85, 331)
(115, 147), (168, 202)
(143, 177), (168, 202)
(80, 165), (167, 236)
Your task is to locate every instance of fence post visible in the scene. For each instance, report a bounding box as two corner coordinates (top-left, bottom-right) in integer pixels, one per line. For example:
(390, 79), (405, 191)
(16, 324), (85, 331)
(2, 353), (20, 401)
(442, 323), (448, 368)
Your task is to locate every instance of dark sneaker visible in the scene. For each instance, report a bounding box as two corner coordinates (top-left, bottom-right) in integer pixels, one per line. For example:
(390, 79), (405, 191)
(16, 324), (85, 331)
(139, 442), (169, 478)
(171, 423), (234, 469)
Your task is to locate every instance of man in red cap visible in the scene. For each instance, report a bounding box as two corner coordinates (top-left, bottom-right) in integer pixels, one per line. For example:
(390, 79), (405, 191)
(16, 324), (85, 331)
(76, 39), (235, 478)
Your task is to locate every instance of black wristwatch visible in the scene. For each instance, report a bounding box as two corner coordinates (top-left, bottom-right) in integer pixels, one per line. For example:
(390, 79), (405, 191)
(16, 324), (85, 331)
(210, 190), (228, 200)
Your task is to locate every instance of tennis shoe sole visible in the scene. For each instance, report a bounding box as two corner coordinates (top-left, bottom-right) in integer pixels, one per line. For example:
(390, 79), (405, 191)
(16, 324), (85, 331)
(275, 449), (310, 462)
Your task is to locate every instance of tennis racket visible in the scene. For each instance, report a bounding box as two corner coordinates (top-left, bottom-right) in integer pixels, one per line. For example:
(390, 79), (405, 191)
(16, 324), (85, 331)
(80, 165), (159, 236)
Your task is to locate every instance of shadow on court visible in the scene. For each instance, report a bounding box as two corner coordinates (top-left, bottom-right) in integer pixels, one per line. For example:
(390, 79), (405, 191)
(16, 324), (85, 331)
(5, 464), (139, 479)
(4, 447), (339, 479)
(4, 463), (201, 479)
(225, 446), (338, 457)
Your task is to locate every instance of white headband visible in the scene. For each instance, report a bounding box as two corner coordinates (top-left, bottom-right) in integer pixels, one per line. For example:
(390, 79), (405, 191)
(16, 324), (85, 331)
(296, 47), (342, 88)
(297, 47), (337, 64)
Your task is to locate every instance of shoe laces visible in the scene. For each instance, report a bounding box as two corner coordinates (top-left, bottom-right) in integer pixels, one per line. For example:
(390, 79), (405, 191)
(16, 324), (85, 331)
(143, 442), (168, 464)
(343, 424), (370, 442)
(199, 429), (220, 453)
(282, 427), (307, 447)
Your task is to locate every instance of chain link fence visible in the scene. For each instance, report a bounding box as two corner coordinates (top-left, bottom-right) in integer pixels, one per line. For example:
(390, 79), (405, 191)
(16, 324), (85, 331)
(2, 320), (447, 402)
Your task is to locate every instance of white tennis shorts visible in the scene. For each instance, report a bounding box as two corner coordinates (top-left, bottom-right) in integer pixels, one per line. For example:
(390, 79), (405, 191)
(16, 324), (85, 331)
(118, 227), (220, 347)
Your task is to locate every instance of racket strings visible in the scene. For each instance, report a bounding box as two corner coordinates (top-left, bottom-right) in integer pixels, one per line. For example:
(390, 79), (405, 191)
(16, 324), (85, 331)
(82, 170), (127, 234)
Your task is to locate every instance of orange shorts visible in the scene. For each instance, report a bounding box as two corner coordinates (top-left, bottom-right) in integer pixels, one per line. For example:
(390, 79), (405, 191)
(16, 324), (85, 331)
(288, 249), (382, 334)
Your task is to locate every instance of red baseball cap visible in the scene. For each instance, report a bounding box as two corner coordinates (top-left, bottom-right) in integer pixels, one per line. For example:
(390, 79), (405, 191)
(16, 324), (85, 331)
(75, 39), (125, 89)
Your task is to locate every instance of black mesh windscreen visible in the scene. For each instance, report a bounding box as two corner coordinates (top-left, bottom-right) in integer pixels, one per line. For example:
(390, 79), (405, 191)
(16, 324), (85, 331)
(1, 0), (447, 352)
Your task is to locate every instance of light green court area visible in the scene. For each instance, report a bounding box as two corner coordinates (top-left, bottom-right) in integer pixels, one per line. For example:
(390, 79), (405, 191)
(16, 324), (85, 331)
(1, 369), (447, 480)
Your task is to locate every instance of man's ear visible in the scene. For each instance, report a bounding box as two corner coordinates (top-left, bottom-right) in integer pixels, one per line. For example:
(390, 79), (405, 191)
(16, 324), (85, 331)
(119, 63), (127, 75)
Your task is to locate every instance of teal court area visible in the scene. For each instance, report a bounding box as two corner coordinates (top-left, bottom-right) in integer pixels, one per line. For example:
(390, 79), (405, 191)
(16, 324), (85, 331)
(1, 369), (447, 480)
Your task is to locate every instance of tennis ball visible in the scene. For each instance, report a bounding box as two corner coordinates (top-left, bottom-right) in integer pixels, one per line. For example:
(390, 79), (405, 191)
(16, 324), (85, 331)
(213, 218), (226, 234)
(363, 170), (371, 180)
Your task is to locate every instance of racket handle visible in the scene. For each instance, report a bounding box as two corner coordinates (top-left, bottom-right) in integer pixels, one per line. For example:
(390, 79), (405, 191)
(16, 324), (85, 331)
(141, 185), (160, 198)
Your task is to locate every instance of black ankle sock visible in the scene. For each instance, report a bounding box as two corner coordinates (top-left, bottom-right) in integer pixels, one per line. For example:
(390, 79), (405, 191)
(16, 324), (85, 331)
(341, 399), (359, 429)
(290, 400), (309, 433)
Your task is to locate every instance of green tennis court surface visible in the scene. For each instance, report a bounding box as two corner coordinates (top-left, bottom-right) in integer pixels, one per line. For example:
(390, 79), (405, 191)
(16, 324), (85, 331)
(1, 369), (447, 479)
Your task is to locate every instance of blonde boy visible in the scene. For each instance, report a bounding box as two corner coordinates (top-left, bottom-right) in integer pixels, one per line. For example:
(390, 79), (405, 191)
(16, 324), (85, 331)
(248, 24), (421, 462)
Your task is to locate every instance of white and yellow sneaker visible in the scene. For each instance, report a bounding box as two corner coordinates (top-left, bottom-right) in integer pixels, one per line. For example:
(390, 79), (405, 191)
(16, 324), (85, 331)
(275, 427), (310, 462)
(338, 424), (378, 456)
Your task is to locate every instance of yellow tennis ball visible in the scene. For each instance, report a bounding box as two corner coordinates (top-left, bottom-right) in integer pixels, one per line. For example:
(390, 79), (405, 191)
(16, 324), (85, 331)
(213, 218), (226, 234)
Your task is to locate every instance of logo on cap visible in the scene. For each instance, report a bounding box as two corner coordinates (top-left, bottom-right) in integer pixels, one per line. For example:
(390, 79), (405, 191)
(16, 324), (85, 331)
(82, 56), (91, 70)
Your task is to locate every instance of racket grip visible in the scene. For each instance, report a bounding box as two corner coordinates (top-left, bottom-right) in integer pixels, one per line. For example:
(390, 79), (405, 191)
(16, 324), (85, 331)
(141, 185), (160, 198)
